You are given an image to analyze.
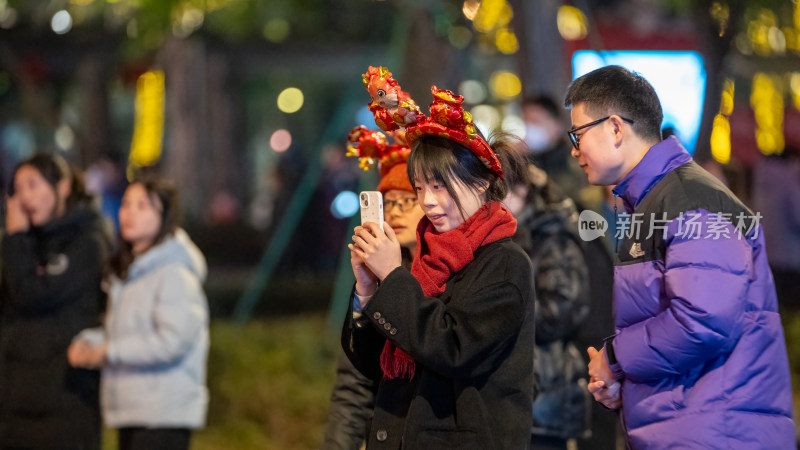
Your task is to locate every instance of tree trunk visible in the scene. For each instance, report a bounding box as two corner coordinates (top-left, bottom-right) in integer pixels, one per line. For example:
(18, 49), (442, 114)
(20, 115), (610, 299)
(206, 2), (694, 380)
(160, 36), (207, 220)
(692, 0), (739, 163)
(76, 57), (110, 166)
(511, 0), (567, 100)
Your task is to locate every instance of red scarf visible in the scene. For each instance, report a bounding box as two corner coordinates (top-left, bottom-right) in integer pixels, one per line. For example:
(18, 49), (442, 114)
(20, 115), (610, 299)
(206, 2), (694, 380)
(379, 201), (517, 380)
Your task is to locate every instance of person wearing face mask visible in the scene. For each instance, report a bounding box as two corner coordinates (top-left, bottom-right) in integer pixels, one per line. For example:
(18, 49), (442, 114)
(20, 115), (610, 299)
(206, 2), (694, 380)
(322, 127), (426, 450)
(522, 95), (586, 203)
(0, 153), (112, 449)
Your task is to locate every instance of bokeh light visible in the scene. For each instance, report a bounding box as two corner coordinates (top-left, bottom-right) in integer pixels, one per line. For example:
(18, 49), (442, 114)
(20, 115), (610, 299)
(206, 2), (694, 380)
(710, 114), (731, 164)
(51, 10), (72, 34)
(129, 70), (165, 167)
(277, 87), (304, 113)
(355, 106), (378, 129)
(710, 2), (729, 37)
(557, 6), (588, 40)
(54, 125), (75, 151)
(495, 28), (518, 54)
(459, 79), (487, 104)
(173, 7), (204, 37)
(462, 0), (480, 21)
(748, 9), (778, 56)
(448, 25), (472, 49)
(331, 190), (359, 219)
(750, 72), (784, 155)
(270, 129), (292, 152)
(470, 104), (501, 137)
(711, 78), (734, 164)
(0, 4), (17, 29)
(263, 18), (290, 43)
(473, 0), (512, 34)
(489, 71), (521, 99)
(790, 72), (800, 110)
(501, 115), (525, 138)
(720, 78), (734, 116)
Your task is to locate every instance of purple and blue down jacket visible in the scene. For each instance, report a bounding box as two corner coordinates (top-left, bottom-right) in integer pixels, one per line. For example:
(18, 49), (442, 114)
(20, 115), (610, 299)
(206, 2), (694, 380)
(605, 136), (796, 449)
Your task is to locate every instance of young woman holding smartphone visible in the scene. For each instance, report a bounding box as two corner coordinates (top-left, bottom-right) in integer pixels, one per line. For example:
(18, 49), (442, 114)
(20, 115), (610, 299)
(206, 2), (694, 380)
(343, 67), (535, 449)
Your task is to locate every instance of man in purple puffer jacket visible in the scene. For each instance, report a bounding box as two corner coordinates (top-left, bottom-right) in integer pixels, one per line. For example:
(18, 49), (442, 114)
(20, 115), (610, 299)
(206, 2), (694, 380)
(564, 65), (796, 449)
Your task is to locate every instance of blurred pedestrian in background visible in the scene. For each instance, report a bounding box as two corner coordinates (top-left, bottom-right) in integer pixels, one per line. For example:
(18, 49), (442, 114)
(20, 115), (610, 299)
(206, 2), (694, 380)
(521, 95), (585, 202)
(567, 65), (795, 449)
(752, 146), (800, 314)
(503, 153), (593, 449)
(343, 67), (534, 449)
(322, 126), (424, 450)
(69, 176), (209, 450)
(0, 153), (111, 449)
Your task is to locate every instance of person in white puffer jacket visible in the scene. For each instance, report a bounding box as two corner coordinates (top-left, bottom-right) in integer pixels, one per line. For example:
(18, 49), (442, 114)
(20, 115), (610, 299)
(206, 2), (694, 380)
(69, 176), (209, 450)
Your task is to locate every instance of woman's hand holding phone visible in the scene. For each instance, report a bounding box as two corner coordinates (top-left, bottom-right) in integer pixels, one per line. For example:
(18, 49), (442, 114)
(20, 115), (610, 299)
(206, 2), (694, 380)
(350, 244), (378, 297)
(349, 222), (402, 283)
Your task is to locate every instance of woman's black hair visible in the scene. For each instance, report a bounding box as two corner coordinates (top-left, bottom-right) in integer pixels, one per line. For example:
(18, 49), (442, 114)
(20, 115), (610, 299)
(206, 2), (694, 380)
(407, 131), (526, 220)
(112, 175), (180, 279)
(9, 153), (92, 211)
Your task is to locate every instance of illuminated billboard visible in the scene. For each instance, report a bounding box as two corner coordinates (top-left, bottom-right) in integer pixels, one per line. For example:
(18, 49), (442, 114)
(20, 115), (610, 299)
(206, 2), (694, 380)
(572, 50), (706, 154)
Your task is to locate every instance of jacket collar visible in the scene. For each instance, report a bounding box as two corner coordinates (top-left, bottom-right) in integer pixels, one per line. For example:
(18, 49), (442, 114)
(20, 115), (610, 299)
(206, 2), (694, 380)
(612, 136), (692, 213)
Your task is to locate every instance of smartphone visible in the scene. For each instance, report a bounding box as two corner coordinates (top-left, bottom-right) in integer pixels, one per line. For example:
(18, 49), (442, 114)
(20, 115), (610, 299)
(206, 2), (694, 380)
(359, 191), (384, 230)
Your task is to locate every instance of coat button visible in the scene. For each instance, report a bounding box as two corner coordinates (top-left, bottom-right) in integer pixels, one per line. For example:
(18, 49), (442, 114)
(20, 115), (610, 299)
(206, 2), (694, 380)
(378, 317), (386, 325)
(376, 429), (388, 442)
(384, 323), (391, 330)
(390, 328), (397, 335)
(373, 312), (381, 320)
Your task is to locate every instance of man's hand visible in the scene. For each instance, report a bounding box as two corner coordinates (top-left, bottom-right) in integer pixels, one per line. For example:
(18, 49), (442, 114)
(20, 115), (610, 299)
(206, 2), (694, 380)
(587, 346), (622, 409)
(587, 379), (622, 410)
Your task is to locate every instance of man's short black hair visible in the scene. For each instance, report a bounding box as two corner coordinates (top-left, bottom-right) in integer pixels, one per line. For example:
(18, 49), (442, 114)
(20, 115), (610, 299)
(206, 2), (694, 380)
(564, 65), (663, 143)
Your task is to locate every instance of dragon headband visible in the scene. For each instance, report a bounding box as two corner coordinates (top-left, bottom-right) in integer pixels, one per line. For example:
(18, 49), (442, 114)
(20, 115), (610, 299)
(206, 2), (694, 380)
(361, 66), (503, 179)
(345, 125), (410, 178)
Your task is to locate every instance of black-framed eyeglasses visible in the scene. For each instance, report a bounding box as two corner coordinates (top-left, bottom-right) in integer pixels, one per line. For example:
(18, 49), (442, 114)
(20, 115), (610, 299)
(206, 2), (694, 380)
(384, 196), (418, 213)
(567, 116), (634, 150)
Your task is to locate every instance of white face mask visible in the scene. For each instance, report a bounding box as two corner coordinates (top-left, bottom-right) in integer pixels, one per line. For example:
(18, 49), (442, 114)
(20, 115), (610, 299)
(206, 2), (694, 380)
(524, 124), (550, 153)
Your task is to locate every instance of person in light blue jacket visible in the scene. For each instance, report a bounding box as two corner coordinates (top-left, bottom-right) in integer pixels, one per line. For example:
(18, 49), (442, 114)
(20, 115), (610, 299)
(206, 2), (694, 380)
(69, 176), (209, 450)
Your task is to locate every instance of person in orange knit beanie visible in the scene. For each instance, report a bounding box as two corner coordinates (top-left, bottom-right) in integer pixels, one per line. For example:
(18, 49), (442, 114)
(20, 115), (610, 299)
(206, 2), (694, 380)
(322, 125), (424, 449)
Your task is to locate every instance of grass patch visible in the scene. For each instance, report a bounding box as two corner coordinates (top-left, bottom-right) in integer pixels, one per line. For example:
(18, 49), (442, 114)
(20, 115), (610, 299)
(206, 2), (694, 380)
(103, 315), (341, 450)
(782, 312), (800, 442)
(196, 316), (339, 450)
(101, 312), (800, 448)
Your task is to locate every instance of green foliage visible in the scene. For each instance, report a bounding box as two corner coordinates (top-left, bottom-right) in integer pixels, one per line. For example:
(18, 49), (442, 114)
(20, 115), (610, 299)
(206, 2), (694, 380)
(781, 311), (800, 441)
(89, 311), (800, 448)
(196, 316), (339, 450)
(100, 316), (340, 449)
(783, 312), (800, 392)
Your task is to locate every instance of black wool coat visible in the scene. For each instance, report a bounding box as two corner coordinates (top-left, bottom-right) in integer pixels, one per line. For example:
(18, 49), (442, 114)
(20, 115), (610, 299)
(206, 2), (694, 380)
(343, 238), (535, 450)
(0, 205), (111, 449)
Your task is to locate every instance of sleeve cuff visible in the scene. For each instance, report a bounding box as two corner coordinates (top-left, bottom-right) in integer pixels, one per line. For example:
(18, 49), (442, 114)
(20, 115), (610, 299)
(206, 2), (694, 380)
(353, 292), (373, 313)
(352, 292), (373, 327)
(603, 337), (625, 381)
(106, 341), (118, 365)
